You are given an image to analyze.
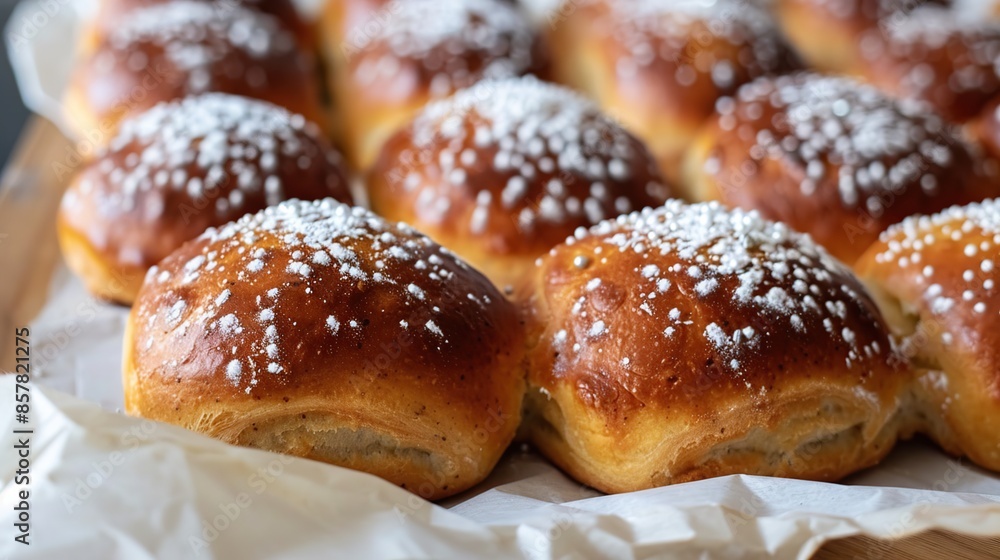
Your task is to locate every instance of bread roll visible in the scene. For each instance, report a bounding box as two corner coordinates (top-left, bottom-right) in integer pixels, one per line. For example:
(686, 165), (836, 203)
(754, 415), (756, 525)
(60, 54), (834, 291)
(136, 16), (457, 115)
(774, 0), (949, 75)
(124, 199), (526, 500)
(368, 77), (673, 292)
(58, 94), (353, 304)
(856, 199), (1000, 471)
(65, 0), (323, 139)
(547, 0), (797, 182)
(80, 0), (312, 54)
(321, 0), (549, 170)
(857, 7), (1000, 123)
(684, 72), (999, 263)
(525, 201), (911, 493)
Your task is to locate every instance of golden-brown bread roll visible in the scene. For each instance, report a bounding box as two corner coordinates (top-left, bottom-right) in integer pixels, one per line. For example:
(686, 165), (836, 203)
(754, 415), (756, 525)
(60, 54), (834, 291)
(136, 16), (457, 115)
(524, 201), (912, 494)
(684, 72), (999, 264)
(80, 0), (313, 54)
(368, 77), (674, 292)
(856, 199), (1000, 471)
(774, 0), (949, 75)
(547, 0), (797, 182)
(65, 0), (323, 140)
(856, 7), (1000, 123)
(58, 94), (353, 304)
(124, 199), (526, 500)
(321, 0), (549, 170)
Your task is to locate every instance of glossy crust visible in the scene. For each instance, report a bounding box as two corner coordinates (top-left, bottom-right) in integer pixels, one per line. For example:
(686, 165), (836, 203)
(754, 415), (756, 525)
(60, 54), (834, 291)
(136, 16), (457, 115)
(525, 201), (911, 494)
(774, 0), (948, 75)
(547, 0), (796, 182)
(320, 0), (549, 170)
(58, 94), (353, 304)
(857, 8), (1000, 123)
(856, 200), (1000, 470)
(65, 1), (323, 139)
(124, 199), (526, 500)
(684, 73), (999, 264)
(368, 78), (673, 292)
(80, 0), (312, 53)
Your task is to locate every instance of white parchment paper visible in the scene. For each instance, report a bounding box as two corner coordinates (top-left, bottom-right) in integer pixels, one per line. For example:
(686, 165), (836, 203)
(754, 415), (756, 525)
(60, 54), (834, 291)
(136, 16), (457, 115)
(5, 0), (1000, 557)
(3, 378), (1000, 560)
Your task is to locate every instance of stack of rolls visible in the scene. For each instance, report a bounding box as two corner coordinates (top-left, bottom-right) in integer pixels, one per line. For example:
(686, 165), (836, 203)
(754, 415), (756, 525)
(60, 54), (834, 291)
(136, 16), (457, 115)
(49, 0), (1000, 498)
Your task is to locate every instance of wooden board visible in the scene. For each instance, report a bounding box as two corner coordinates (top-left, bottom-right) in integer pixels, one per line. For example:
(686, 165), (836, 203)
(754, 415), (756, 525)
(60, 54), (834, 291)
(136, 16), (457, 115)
(0, 116), (76, 371)
(815, 530), (1000, 559)
(2, 116), (999, 559)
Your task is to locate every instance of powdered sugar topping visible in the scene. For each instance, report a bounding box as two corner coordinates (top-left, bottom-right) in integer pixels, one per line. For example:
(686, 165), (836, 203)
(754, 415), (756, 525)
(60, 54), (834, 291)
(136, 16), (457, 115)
(101, 1), (300, 93)
(70, 94), (347, 220)
(548, 200), (889, 377)
(717, 73), (959, 211)
(390, 77), (668, 235)
(134, 199), (497, 393)
(600, 0), (787, 88)
(350, 0), (538, 97)
(873, 199), (1000, 344)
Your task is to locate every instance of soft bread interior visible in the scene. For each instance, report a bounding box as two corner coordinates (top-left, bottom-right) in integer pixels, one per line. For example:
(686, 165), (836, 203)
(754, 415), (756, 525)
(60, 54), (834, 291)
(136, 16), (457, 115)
(527, 386), (903, 494)
(227, 411), (468, 498)
(233, 414), (444, 471)
(856, 280), (961, 454)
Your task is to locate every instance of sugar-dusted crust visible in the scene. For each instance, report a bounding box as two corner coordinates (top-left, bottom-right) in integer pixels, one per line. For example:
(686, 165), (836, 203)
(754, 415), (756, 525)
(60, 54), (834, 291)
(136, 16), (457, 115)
(526, 200), (911, 493)
(124, 199), (526, 500)
(857, 199), (1000, 470)
(368, 77), (672, 292)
